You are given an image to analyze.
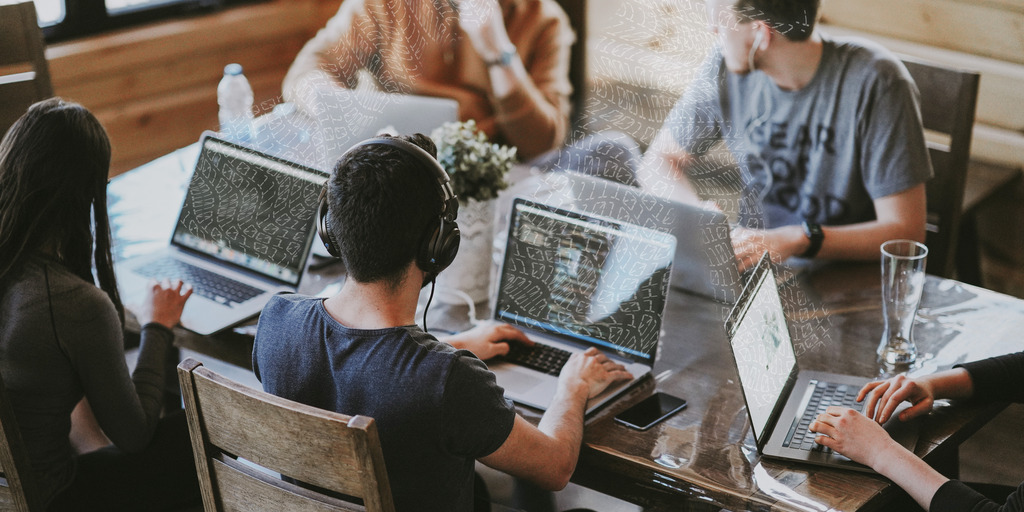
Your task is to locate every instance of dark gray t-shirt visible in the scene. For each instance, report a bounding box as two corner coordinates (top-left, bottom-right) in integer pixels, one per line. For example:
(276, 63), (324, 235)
(0, 258), (172, 504)
(252, 294), (516, 512)
(666, 35), (933, 228)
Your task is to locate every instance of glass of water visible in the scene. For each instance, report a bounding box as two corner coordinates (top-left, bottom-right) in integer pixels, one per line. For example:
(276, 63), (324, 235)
(878, 240), (928, 366)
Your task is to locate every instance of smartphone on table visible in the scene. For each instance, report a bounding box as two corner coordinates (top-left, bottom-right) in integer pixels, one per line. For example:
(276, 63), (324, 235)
(613, 392), (688, 431)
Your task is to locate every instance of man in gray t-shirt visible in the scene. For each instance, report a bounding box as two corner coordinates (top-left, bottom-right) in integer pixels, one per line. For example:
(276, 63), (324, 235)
(639, 0), (932, 271)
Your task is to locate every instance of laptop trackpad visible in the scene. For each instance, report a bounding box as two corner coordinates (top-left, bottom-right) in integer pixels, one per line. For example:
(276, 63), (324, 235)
(499, 367), (546, 394)
(883, 402), (922, 450)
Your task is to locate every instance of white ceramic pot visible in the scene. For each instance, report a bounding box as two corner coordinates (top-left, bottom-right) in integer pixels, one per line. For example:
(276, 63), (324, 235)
(434, 197), (495, 304)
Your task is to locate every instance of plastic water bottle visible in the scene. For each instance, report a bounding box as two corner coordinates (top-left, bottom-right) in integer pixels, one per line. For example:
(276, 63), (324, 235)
(217, 63), (254, 142)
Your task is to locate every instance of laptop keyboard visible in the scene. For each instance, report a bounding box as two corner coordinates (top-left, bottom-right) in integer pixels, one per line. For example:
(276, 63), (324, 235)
(500, 341), (572, 376)
(783, 380), (864, 452)
(134, 257), (263, 306)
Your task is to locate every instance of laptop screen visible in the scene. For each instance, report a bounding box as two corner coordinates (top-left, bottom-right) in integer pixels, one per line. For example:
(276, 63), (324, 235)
(725, 255), (797, 443)
(494, 199), (676, 364)
(171, 136), (327, 286)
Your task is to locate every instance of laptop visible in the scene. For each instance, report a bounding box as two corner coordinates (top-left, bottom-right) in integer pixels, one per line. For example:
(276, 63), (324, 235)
(116, 133), (327, 335)
(310, 88), (459, 170)
(724, 253), (920, 472)
(487, 198), (676, 415)
(556, 172), (744, 303)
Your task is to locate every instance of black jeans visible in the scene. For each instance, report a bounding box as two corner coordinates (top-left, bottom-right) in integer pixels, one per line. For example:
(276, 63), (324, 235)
(48, 410), (201, 512)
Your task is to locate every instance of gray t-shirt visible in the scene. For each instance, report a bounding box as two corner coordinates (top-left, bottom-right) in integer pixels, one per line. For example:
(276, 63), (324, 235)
(0, 258), (172, 504)
(666, 35), (933, 228)
(252, 294), (516, 512)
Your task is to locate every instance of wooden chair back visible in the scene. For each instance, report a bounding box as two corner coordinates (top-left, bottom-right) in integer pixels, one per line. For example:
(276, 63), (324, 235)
(0, 1), (54, 137)
(901, 56), (980, 279)
(177, 358), (395, 512)
(0, 370), (44, 511)
(553, 0), (587, 134)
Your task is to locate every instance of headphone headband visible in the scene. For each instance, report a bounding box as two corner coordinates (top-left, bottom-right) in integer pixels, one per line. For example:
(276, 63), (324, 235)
(316, 136), (461, 280)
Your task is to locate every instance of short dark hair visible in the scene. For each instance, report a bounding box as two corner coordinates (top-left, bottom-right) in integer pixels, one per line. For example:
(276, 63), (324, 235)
(733, 0), (820, 41)
(327, 134), (442, 288)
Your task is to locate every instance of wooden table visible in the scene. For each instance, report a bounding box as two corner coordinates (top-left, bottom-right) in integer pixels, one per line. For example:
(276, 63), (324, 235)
(110, 134), (1024, 512)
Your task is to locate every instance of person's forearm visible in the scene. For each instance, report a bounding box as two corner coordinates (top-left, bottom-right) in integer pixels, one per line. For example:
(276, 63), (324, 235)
(923, 368), (975, 401)
(488, 62), (567, 160)
(872, 442), (949, 509)
(533, 382), (589, 490)
(813, 220), (923, 261)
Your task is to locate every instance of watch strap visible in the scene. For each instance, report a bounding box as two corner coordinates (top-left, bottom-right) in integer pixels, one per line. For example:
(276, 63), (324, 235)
(484, 47), (518, 68)
(801, 221), (824, 259)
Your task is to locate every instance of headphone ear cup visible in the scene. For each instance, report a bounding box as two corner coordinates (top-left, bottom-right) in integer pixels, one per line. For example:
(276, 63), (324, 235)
(316, 186), (341, 258)
(417, 218), (460, 276)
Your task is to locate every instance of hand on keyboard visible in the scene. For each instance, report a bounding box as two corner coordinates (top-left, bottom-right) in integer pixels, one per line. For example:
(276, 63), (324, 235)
(442, 321), (532, 361)
(136, 278), (193, 328)
(559, 347), (634, 400)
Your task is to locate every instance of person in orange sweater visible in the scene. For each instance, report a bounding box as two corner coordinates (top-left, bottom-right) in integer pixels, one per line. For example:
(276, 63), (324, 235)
(283, 0), (573, 161)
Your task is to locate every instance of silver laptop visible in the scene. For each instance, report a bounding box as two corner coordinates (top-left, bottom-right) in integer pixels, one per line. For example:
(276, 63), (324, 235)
(725, 253), (920, 472)
(116, 133), (327, 335)
(488, 198), (676, 415)
(310, 88), (459, 170)
(527, 172), (743, 303)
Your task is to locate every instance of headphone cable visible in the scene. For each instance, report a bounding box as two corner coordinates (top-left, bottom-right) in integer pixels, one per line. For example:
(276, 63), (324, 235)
(422, 278), (436, 333)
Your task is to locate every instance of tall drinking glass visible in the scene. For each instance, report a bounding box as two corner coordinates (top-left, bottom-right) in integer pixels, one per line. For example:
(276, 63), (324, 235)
(878, 240), (928, 366)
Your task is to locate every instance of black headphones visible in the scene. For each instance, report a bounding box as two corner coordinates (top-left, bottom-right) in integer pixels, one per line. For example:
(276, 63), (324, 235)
(316, 137), (461, 279)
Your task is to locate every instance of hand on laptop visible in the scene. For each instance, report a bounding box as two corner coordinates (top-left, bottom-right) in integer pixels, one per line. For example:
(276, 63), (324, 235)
(558, 347), (634, 399)
(809, 406), (902, 468)
(442, 321), (532, 361)
(730, 225), (807, 272)
(857, 374), (937, 424)
(136, 279), (193, 329)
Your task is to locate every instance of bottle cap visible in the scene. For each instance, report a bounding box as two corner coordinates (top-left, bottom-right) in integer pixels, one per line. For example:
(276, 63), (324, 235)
(223, 63), (243, 76)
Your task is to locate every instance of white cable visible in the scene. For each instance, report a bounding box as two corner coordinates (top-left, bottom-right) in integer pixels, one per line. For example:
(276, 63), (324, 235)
(433, 285), (482, 326)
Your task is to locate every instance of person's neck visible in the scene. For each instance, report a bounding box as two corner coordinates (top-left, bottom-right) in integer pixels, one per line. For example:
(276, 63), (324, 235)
(323, 265), (423, 329)
(760, 33), (824, 91)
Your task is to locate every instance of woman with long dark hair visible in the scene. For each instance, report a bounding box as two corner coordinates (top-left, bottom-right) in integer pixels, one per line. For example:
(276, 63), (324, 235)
(0, 98), (199, 510)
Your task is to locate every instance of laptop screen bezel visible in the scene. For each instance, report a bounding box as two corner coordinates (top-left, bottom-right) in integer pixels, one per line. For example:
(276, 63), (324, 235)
(492, 197), (676, 366)
(724, 252), (801, 451)
(169, 133), (328, 288)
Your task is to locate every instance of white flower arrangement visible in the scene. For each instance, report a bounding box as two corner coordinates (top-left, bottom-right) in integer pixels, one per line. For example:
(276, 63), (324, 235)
(431, 120), (517, 202)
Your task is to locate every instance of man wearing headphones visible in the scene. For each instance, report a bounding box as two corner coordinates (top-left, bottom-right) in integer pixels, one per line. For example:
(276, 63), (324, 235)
(252, 134), (632, 512)
(638, 0), (932, 271)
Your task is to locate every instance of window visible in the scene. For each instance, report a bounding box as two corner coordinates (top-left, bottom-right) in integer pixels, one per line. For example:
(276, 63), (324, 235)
(32, 0), (265, 42)
(33, 0), (66, 26)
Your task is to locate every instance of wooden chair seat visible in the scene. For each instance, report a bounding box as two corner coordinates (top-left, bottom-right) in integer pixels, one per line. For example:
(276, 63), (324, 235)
(177, 358), (395, 512)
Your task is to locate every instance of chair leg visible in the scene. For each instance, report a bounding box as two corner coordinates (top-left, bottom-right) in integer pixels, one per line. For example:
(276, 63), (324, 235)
(956, 213), (984, 286)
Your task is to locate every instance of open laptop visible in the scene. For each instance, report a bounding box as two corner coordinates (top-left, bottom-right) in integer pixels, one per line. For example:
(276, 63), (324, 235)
(116, 133), (327, 335)
(487, 198), (676, 415)
(556, 172), (745, 303)
(310, 87), (458, 170)
(725, 253), (920, 472)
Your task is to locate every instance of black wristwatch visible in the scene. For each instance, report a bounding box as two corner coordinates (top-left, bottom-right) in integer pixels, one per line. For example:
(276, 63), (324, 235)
(801, 221), (824, 259)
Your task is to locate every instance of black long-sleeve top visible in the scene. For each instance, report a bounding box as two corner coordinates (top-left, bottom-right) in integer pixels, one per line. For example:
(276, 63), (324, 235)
(931, 352), (1024, 512)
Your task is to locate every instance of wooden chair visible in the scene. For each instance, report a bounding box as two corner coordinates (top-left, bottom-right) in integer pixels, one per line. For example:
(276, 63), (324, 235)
(0, 1), (54, 137)
(0, 370), (44, 511)
(177, 358), (395, 512)
(553, 0), (587, 134)
(901, 56), (980, 279)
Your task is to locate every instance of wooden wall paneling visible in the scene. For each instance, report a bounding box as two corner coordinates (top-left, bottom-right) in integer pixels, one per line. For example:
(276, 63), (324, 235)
(97, 67), (289, 174)
(820, 23), (1024, 169)
(45, 0), (319, 175)
(820, 0), (1024, 66)
(820, 24), (1024, 135)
